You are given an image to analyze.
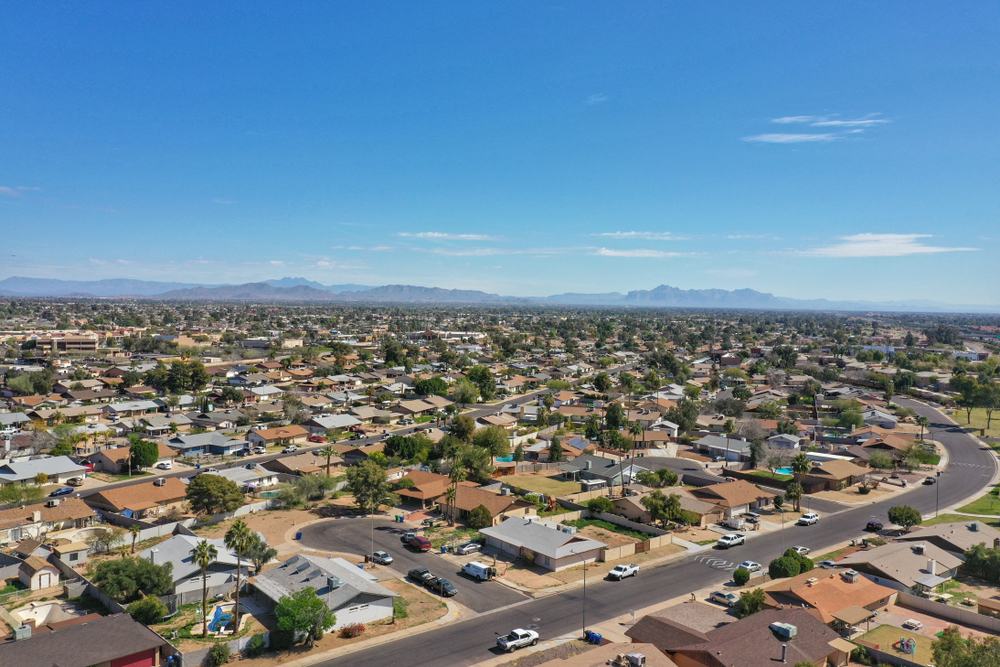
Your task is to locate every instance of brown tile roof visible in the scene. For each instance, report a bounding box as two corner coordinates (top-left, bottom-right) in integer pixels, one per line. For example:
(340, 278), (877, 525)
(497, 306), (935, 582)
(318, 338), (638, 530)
(806, 459), (867, 480)
(0, 498), (95, 531)
(20, 555), (56, 575)
(86, 476), (187, 512)
(690, 480), (775, 508)
(252, 424), (309, 441)
(436, 485), (534, 516)
(764, 569), (897, 623)
(625, 614), (709, 648)
(0, 613), (167, 667)
(394, 470), (452, 501)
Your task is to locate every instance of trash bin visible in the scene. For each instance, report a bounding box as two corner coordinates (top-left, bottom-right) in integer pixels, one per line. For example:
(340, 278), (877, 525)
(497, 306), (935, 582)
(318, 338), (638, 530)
(592, 633), (602, 645)
(295, 531), (302, 540)
(441, 546), (447, 554)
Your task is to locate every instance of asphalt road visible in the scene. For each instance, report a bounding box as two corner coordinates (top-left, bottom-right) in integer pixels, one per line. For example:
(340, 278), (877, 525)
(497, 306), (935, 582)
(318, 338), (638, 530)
(314, 399), (998, 667)
(298, 517), (528, 614)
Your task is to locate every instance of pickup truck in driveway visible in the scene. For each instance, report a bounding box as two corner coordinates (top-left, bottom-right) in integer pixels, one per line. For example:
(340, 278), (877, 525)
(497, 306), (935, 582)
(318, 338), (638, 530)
(608, 563), (638, 580)
(497, 628), (539, 652)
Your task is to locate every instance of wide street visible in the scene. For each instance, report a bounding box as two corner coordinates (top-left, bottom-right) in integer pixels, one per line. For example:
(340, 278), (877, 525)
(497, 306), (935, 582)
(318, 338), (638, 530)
(314, 399), (997, 667)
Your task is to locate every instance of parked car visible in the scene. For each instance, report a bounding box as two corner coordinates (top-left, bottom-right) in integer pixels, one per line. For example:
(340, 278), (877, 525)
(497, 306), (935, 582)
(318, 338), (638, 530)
(817, 560), (839, 569)
(308, 434), (327, 443)
(866, 520), (884, 532)
(371, 551), (393, 565)
(710, 591), (738, 607)
(608, 564), (639, 580)
(156, 462), (172, 470)
(427, 578), (458, 597)
(738, 560), (761, 573)
(49, 487), (74, 497)
(742, 512), (761, 524)
(401, 531), (415, 543)
(407, 535), (432, 552)
(237, 449), (251, 457)
(456, 542), (481, 555)
(798, 513), (819, 526)
(923, 476), (936, 485)
(497, 629), (539, 652)
(791, 546), (810, 556)
(66, 477), (84, 487)
(282, 445), (299, 453)
(252, 446), (266, 454)
(408, 568), (434, 584)
(717, 534), (745, 549)
(462, 561), (495, 581)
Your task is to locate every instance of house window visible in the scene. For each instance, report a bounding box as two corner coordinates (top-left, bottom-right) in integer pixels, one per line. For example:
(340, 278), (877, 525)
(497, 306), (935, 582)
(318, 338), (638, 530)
(69, 553), (78, 562)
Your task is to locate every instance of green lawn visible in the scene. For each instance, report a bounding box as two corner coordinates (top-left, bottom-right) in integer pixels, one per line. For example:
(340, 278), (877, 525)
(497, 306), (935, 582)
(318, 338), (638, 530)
(858, 625), (935, 667)
(744, 470), (793, 483)
(921, 513), (1000, 528)
(951, 407), (1000, 439)
(506, 475), (581, 497)
(956, 488), (1000, 516)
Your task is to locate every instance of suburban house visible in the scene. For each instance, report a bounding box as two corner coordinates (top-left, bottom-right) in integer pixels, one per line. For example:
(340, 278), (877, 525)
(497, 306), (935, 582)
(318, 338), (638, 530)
(626, 608), (851, 667)
(559, 454), (649, 489)
(765, 433), (801, 450)
(301, 414), (362, 435)
(861, 409), (899, 429)
(838, 541), (963, 594)
(612, 490), (721, 528)
(187, 409), (243, 431)
(249, 554), (399, 631)
(139, 533), (249, 595)
(342, 443), (385, 465)
(350, 407), (397, 424)
(247, 424), (309, 448)
(895, 520), (1000, 556)
(201, 464), (278, 492)
(263, 451), (335, 477)
(530, 643), (676, 667)
(19, 555), (60, 590)
(0, 456), (87, 486)
(141, 413), (193, 436)
(688, 480), (775, 519)
(0, 498), (96, 544)
(434, 485), (536, 526)
(479, 517), (607, 571)
(764, 568), (898, 625)
(166, 431), (246, 457)
(85, 476), (189, 519)
(797, 459), (868, 491)
(0, 613), (169, 666)
(391, 399), (437, 418)
(52, 541), (90, 567)
(393, 470), (455, 509)
(693, 434), (752, 462)
(89, 446), (133, 473)
(102, 400), (160, 419)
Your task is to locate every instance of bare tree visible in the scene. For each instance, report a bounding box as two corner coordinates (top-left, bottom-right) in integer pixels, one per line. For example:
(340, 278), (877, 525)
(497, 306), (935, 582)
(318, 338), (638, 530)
(763, 445), (790, 478)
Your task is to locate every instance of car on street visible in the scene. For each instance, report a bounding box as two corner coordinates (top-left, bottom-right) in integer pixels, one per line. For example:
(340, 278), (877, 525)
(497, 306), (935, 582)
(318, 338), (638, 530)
(608, 564), (639, 580)
(427, 578), (458, 597)
(252, 446), (266, 454)
(401, 531), (415, 543)
(371, 551), (393, 565)
(710, 591), (738, 607)
(717, 534), (745, 549)
(156, 462), (172, 470)
(282, 445), (299, 453)
(866, 520), (883, 532)
(497, 629), (539, 652)
(407, 568), (434, 584)
(738, 560), (761, 573)
(791, 546), (810, 556)
(308, 434), (327, 443)
(798, 513), (819, 526)
(817, 560), (839, 569)
(456, 542), (481, 555)
(923, 476), (936, 485)
(407, 535), (432, 552)
(67, 477), (84, 487)
(49, 487), (74, 497)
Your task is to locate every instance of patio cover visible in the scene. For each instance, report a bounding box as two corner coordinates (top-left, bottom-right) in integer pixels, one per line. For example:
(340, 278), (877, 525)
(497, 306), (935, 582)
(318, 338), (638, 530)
(914, 573), (949, 589)
(832, 605), (874, 626)
(828, 637), (857, 654)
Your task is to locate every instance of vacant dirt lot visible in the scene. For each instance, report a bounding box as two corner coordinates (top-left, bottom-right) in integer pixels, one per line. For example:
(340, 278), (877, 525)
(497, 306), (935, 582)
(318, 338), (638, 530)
(576, 524), (640, 549)
(194, 508), (318, 548)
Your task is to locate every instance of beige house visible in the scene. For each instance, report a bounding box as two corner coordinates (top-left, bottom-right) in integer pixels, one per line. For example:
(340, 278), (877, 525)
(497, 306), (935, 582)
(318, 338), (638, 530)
(435, 485), (536, 526)
(20, 556), (60, 590)
(247, 424), (309, 447)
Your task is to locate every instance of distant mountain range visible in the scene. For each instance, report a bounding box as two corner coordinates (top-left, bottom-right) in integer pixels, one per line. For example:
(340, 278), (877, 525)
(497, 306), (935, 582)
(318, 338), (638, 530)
(1, 275), (997, 313)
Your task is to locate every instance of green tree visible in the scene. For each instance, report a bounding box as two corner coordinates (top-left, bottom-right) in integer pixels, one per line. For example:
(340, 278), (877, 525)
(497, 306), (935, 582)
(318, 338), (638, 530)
(129, 524), (141, 554)
(932, 626), (1000, 667)
(837, 410), (864, 429)
(768, 556), (801, 580)
(588, 496), (614, 513)
(785, 482), (803, 512)
(91, 557), (174, 603)
(127, 595), (168, 625)
(453, 378), (480, 406)
(732, 385), (752, 401)
(275, 587), (337, 648)
(733, 588), (766, 619)
(584, 413), (601, 440)
(791, 452), (811, 480)
(450, 414), (477, 442)
(868, 450), (894, 473)
(225, 520), (253, 628)
(186, 474), (244, 515)
(733, 568), (750, 586)
(548, 436), (563, 462)
(129, 439), (159, 471)
(318, 445), (338, 476)
(473, 425), (510, 463)
(467, 504), (493, 529)
(916, 415), (930, 441)
(245, 533), (277, 573)
(346, 459), (395, 512)
(466, 365), (496, 401)
(888, 505), (923, 530)
(604, 402), (627, 431)
(593, 372), (612, 393)
(415, 377), (449, 397)
(0, 483), (44, 508)
(512, 443), (524, 462)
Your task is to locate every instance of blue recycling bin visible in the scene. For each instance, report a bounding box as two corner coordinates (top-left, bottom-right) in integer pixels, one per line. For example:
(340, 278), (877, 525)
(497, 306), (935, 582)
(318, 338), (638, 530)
(441, 546), (447, 554)
(592, 633), (602, 645)
(295, 531), (302, 540)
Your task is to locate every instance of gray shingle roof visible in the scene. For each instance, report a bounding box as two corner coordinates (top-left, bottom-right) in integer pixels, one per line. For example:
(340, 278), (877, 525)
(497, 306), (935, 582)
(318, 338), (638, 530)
(480, 517), (606, 560)
(253, 554), (398, 611)
(0, 613), (166, 667)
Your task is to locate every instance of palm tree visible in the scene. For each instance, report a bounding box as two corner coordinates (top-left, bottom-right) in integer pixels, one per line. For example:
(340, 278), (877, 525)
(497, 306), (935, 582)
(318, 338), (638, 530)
(444, 487), (457, 526)
(791, 452), (811, 481)
(191, 540), (218, 638)
(917, 416), (930, 442)
(628, 421), (644, 452)
(447, 464), (466, 526)
(318, 446), (337, 477)
(129, 524), (141, 553)
(366, 385), (377, 406)
(722, 419), (736, 468)
(224, 520), (252, 629)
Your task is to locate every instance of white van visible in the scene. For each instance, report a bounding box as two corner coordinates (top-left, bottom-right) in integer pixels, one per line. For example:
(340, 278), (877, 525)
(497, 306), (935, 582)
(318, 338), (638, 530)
(462, 561), (496, 581)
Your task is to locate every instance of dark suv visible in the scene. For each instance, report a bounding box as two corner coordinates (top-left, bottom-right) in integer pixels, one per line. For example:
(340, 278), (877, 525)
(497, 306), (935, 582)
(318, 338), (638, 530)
(866, 520), (883, 532)
(408, 568), (434, 584)
(427, 577), (458, 597)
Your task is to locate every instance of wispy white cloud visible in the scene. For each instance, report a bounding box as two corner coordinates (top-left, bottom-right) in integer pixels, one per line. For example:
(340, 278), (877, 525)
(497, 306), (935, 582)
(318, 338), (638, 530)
(587, 93), (608, 105)
(0, 187), (23, 197)
(212, 198), (238, 205)
(89, 258), (107, 265)
(269, 260), (285, 266)
(593, 231), (687, 241)
(800, 233), (979, 258)
(743, 133), (837, 144)
(594, 248), (688, 258)
(397, 232), (500, 241)
(811, 117), (889, 128)
(370, 245), (397, 252)
(772, 116), (828, 124)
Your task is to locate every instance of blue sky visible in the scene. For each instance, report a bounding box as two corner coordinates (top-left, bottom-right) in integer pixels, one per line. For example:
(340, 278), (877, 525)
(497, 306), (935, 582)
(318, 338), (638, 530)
(3, 3), (999, 303)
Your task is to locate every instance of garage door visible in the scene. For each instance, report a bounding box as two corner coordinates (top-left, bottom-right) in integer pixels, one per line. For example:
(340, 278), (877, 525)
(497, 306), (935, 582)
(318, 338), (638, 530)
(111, 649), (155, 667)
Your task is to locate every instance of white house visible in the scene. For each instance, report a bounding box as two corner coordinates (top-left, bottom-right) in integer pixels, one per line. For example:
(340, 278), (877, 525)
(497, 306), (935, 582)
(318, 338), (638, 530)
(479, 517), (607, 572)
(766, 433), (802, 450)
(861, 409), (898, 430)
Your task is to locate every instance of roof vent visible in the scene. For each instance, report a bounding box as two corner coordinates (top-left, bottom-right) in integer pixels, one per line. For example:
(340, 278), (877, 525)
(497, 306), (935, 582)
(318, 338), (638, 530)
(327, 576), (344, 590)
(913, 544), (925, 554)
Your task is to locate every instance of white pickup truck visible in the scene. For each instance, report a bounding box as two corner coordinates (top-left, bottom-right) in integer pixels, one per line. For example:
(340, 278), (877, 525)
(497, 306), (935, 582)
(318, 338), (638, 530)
(496, 628), (539, 652)
(608, 563), (639, 580)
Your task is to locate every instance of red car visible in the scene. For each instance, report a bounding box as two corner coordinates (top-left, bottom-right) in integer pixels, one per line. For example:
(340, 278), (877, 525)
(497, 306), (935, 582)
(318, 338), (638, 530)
(307, 434), (327, 443)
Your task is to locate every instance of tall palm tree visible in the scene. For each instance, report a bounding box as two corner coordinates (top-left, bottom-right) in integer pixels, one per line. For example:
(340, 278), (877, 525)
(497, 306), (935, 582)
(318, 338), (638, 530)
(444, 487), (457, 526)
(628, 421), (644, 452)
(191, 540), (218, 638)
(447, 464), (467, 526)
(917, 416), (930, 442)
(791, 452), (811, 481)
(318, 445), (337, 477)
(366, 385), (377, 406)
(224, 520), (252, 629)
(129, 525), (141, 553)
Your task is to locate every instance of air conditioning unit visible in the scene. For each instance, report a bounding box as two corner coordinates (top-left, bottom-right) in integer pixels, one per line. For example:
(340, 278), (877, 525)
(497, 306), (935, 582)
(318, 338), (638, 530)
(625, 653), (646, 666)
(913, 544), (925, 554)
(769, 622), (798, 640)
(47, 499), (60, 507)
(843, 570), (860, 583)
(327, 576), (344, 590)
(14, 625), (31, 641)
(971, 522), (979, 532)
(154, 478), (166, 487)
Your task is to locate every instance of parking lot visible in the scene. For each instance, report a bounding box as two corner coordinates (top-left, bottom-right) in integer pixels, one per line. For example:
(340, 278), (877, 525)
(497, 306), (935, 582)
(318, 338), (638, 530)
(298, 517), (528, 614)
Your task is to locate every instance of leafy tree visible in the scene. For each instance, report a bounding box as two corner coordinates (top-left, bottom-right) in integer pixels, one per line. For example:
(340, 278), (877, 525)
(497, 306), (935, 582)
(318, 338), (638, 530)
(768, 556), (801, 580)
(127, 595), (168, 625)
(588, 496), (614, 513)
(733, 588), (766, 619)
(466, 365), (496, 401)
(548, 436), (564, 462)
(245, 533), (278, 573)
(764, 446), (789, 477)
(783, 548), (814, 573)
(593, 372), (612, 393)
(791, 453), (811, 479)
(604, 402), (627, 431)
(221, 386), (244, 405)
(0, 483), (44, 508)
(837, 410), (864, 429)
(640, 490), (681, 526)
(187, 474), (244, 515)
(755, 400), (783, 420)
(129, 439), (159, 470)
(888, 505), (922, 530)
(415, 377), (449, 396)
(275, 587), (337, 648)
(453, 378), (480, 406)
(715, 398), (746, 418)
(513, 443), (524, 462)
(91, 557), (173, 603)
(932, 626), (1000, 667)
(473, 425), (510, 463)
(346, 459), (396, 512)
(733, 568), (750, 586)
(584, 414), (601, 440)
(868, 450), (894, 473)
(209, 644), (231, 666)
(665, 399), (700, 432)
(732, 385), (752, 401)
(450, 414), (477, 442)
(467, 504), (493, 529)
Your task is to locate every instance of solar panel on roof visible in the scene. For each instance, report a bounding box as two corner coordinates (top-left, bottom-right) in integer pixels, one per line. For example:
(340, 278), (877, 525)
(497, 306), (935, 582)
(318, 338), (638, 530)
(296, 561), (310, 572)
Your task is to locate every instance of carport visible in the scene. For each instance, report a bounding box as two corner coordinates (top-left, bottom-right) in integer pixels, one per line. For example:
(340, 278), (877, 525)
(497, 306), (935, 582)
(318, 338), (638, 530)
(832, 604), (876, 635)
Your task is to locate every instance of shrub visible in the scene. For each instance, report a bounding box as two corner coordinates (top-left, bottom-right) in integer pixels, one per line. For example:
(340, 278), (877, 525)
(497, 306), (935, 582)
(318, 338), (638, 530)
(733, 568), (750, 586)
(768, 556), (801, 579)
(209, 643), (231, 666)
(587, 497), (615, 514)
(244, 634), (267, 658)
(340, 623), (366, 638)
(733, 587), (766, 619)
(126, 595), (167, 625)
(858, 487), (871, 495)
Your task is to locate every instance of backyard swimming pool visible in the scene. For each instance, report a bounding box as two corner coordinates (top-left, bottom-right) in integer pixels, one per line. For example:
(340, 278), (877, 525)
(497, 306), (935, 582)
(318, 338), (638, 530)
(775, 467), (794, 476)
